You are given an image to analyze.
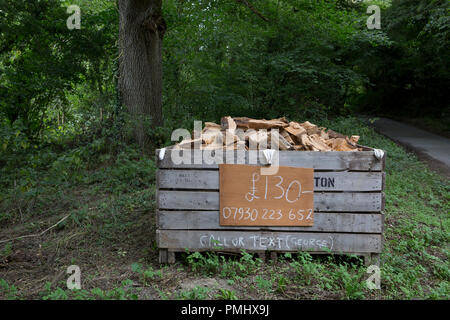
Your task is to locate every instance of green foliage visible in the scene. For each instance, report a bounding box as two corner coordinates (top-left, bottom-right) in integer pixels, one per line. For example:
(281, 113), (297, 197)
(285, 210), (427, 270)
(255, 275), (273, 293)
(162, 0), (373, 123)
(215, 288), (238, 300)
(186, 249), (261, 280)
(0, 0), (117, 137)
(0, 278), (18, 300)
(356, 0), (450, 119)
(41, 280), (138, 300)
(1, 242), (12, 260)
(178, 286), (210, 300)
(132, 262), (163, 285)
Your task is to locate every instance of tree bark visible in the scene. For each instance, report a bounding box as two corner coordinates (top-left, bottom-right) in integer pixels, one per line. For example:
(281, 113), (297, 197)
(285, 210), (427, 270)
(118, 0), (166, 150)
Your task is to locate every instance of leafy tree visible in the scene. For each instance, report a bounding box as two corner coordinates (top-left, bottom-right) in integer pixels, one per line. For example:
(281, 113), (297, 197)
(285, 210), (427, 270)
(357, 0), (450, 118)
(0, 0), (117, 138)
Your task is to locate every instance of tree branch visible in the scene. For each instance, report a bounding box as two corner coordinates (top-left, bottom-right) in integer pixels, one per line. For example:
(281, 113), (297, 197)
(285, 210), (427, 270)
(236, 0), (270, 22)
(0, 214), (69, 244)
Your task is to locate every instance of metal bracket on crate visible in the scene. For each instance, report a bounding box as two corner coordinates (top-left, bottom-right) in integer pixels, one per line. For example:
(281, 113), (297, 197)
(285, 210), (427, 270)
(261, 149), (276, 165)
(158, 148), (167, 161)
(373, 149), (384, 160)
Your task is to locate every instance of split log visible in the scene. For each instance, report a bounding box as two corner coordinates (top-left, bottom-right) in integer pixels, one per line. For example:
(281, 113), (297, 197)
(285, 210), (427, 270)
(222, 130), (240, 146)
(300, 121), (321, 135)
(247, 130), (268, 149)
(201, 128), (222, 145)
(327, 138), (357, 152)
(201, 143), (224, 150)
(177, 116), (363, 153)
(309, 134), (332, 152)
(203, 122), (221, 130)
(269, 130), (294, 150)
(284, 124), (306, 142)
(233, 117), (251, 129)
(350, 135), (360, 144)
(280, 129), (295, 145)
(247, 119), (289, 130)
(177, 138), (202, 149)
(221, 116), (237, 134)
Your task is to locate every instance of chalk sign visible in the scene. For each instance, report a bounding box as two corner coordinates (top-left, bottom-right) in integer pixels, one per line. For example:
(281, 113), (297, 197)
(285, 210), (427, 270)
(219, 164), (314, 226)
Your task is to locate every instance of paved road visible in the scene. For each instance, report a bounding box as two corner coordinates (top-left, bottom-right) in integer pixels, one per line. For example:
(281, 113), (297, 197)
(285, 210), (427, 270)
(364, 117), (450, 178)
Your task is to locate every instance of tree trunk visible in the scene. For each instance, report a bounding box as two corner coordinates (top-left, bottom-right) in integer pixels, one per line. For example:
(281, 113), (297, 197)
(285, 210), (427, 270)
(118, 0), (166, 150)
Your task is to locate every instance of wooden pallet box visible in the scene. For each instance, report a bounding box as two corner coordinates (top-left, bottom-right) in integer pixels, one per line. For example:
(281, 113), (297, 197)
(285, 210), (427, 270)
(155, 148), (386, 265)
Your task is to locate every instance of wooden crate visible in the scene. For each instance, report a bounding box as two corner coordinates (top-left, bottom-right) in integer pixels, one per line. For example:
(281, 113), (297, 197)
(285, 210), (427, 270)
(155, 148), (386, 265)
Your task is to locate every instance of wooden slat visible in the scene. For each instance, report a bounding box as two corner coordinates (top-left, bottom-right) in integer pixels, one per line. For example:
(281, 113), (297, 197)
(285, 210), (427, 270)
(158, 191), (383, 212)
(156, 150), (384, 171)
(157, 170), (383, 191)
(157, 230), (382, 253)
(158, 211), (384, 233)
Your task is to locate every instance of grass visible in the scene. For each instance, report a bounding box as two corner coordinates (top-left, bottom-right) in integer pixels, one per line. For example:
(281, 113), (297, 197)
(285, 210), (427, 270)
(0, 116), (448, 300)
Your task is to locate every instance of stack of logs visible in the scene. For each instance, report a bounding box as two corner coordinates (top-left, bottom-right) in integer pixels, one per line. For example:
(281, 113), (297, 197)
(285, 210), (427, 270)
(176, 116), (362, 152)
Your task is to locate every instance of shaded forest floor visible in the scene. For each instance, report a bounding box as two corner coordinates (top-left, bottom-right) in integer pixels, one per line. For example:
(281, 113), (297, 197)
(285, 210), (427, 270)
(0, 117), (449, 300)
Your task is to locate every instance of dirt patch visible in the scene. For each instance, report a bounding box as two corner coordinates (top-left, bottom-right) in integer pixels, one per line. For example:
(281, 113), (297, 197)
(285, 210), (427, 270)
(179, 277), (229, 291)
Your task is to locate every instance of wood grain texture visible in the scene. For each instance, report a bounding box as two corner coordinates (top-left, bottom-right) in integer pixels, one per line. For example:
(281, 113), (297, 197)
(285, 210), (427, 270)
(157, 230), (382, 253)
(157, 170), (383, 191)
(158, 190), (383, 212)
(158, 211), (384, 233)
(156, 149), (384, 171)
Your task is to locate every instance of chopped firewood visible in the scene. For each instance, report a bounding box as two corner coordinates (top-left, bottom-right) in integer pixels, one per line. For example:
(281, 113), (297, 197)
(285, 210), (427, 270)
(203, 122), (221, 130)
(284, 124), (306, 142)
(233, 117), (251, 129)
(177, 138), (202, 149)
(247, 130), (268, 149)
(176, 116), (363, 152)
(274, 116), (289, 124)
(201, 128), (222, 145)
(327, 138), (357, 151)
(300, 121), (321, 135)
(235, 140), (247, 150)
(221, 116), (237, 134)
(299, 134), (315, 151)
(201, 143), (224, 150)
(320, 130), (329, 140)
(309, 134), (332, 152)
(345, 136), (361, 149)
(327, 129), (346, 139)
(280, 129), (295, 145)
(269, 130), (294, 150)
(247, 119), (289, 130)
(350, 135), (360, 144)
(222, 130), (240, 146)
(288, 121), (301, 129)
(234, 128), (247, 141)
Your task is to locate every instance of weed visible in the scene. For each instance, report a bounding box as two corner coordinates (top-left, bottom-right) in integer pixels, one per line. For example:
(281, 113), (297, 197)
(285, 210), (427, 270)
(0, 279), (18, 300)
(185, 249), (261, 280)
(178, 286), (210, 300)
(255, 275), (273, 293)
(215, 288), (238, 300)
